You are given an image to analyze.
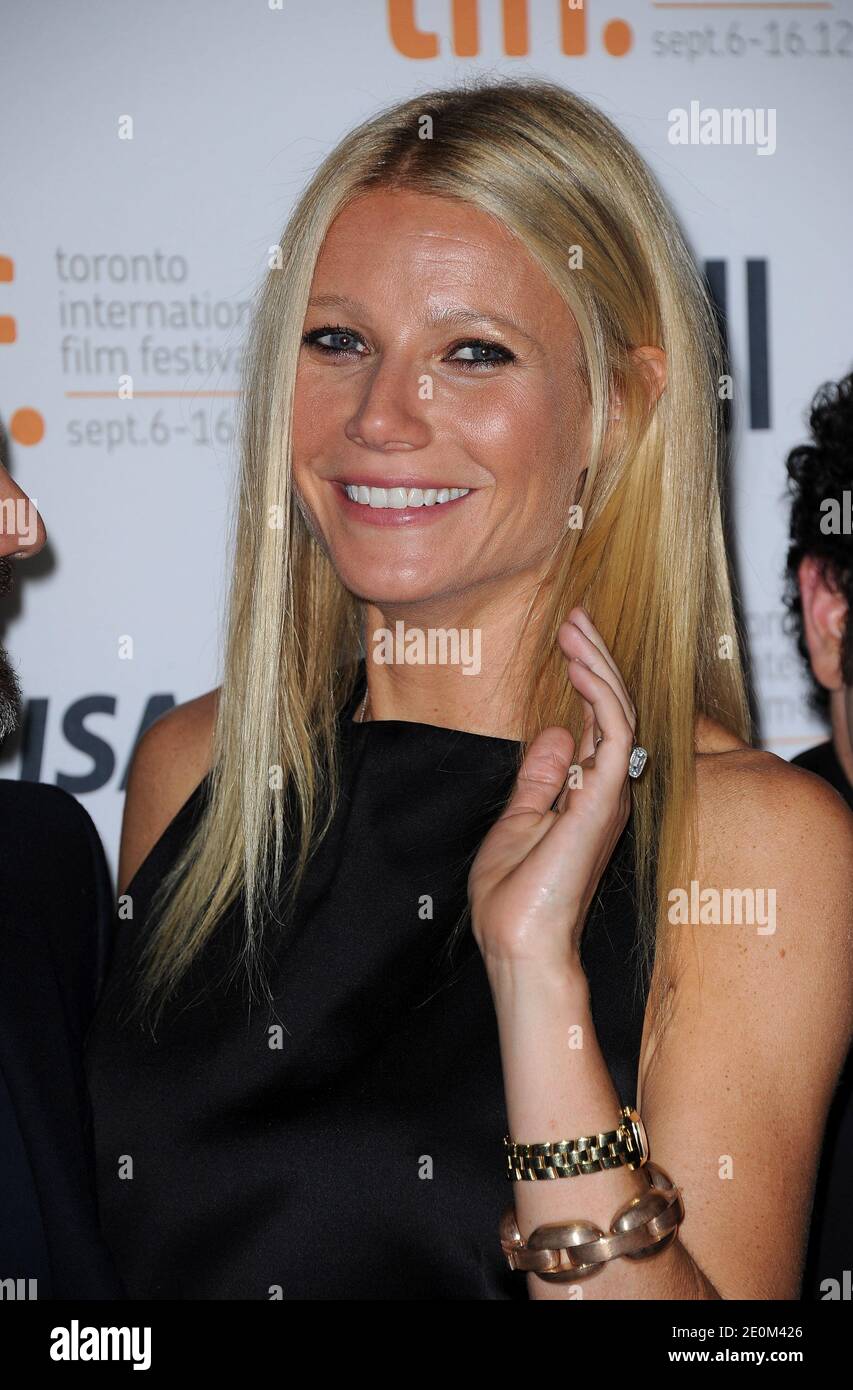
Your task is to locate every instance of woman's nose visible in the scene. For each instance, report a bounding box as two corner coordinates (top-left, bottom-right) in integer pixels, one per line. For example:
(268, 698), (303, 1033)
(0, 465), (47, 559)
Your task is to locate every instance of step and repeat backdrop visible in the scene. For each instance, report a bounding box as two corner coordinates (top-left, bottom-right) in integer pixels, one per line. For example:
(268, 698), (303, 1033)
(2, 0), (852, 879)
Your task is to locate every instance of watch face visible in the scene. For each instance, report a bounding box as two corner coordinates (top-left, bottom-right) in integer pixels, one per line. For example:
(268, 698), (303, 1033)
(623, 1108), (649, 1165)
(634, 1114), (649, 1161)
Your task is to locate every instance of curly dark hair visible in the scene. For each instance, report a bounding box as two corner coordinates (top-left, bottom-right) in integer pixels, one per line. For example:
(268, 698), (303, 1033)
(782, 370), (853, 717)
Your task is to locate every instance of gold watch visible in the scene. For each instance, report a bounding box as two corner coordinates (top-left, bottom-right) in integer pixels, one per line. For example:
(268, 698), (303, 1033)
(504, 1106), (649, 1181)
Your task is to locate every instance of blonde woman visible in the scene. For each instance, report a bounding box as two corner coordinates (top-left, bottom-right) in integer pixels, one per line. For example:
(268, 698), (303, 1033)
(85, 78), (852, 1301)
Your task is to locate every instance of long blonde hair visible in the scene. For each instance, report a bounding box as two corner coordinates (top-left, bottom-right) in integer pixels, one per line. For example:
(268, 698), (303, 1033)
(131, 76), (752, 1040)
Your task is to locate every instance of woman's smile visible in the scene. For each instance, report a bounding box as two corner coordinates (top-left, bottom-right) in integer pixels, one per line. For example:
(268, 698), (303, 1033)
(333, 478), (475, 526)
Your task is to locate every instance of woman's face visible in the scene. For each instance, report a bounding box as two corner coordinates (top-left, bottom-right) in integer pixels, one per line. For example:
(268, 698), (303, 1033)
(292, 189), (589, 610)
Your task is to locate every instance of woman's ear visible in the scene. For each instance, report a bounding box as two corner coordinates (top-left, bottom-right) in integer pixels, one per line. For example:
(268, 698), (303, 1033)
(608, 347), (667, 424)
(630, 346), (667, 409)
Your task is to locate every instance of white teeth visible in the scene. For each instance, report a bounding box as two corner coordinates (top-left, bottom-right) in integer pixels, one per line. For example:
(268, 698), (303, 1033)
(344, 484), (469, 509)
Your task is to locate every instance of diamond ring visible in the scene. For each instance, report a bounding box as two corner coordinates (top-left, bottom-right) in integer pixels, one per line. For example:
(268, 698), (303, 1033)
(628, 745), (648, 780)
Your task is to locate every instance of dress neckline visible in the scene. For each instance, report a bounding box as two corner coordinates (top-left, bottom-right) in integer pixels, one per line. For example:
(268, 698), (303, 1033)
(341, 658), (523, 748)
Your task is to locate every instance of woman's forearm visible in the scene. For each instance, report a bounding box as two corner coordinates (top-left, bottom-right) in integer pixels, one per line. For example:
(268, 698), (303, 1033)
(487, 959), (721, 1300)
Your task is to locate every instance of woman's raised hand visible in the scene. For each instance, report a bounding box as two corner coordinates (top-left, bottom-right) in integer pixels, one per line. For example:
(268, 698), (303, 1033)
(468, 607), (637, 979)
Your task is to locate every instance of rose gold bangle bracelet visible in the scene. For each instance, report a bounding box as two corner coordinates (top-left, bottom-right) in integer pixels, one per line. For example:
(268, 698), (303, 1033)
(500, 1160), (684, 1282)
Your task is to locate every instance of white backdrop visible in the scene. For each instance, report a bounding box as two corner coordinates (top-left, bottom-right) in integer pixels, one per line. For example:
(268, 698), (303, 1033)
(2, 0), (852, 880)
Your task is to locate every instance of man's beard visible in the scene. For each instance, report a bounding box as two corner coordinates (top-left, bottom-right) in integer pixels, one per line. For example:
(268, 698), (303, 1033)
(0, 557), (22, 741)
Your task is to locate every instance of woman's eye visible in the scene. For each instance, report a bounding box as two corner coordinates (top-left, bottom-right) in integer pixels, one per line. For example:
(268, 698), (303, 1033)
(448, 340), (515, 370)
(302, 326), (367, 357)
(301, 327), (515, 370)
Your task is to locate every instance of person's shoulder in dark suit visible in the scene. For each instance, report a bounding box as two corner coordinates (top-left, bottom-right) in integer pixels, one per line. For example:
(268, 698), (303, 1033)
(787, 740), (853, 1300)
(0, 778), (125, 1299)
(790, 739), (853, 813)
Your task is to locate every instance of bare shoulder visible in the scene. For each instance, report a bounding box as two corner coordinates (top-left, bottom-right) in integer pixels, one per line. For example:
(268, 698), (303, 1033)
(655, 710), (853, 1054)
(683, 717), (853, 1018)
(117, 688), (219, 896)
(693, 715), (853, 873)
(638, 724), (853, 1297)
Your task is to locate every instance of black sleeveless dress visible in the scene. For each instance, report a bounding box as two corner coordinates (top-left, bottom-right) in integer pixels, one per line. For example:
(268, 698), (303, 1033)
(84, 662), (653, 1300)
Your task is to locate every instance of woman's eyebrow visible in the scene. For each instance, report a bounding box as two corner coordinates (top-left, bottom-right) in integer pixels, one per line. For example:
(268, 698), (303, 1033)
(427, 304), (537, 343)
(306, 294), (538, 345)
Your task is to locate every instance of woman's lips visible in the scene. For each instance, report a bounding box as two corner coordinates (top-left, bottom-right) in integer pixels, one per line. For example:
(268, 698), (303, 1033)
(331, 481), (474, 526)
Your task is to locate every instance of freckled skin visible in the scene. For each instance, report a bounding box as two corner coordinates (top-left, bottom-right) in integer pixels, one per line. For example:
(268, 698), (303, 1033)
(291, 189), (588, 613)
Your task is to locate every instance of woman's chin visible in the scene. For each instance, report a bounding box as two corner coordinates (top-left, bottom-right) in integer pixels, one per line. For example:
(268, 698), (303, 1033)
(340, 575), (451, 608)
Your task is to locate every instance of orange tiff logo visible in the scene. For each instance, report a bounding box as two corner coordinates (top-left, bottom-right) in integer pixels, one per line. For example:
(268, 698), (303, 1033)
(388, 0), (632, 58)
